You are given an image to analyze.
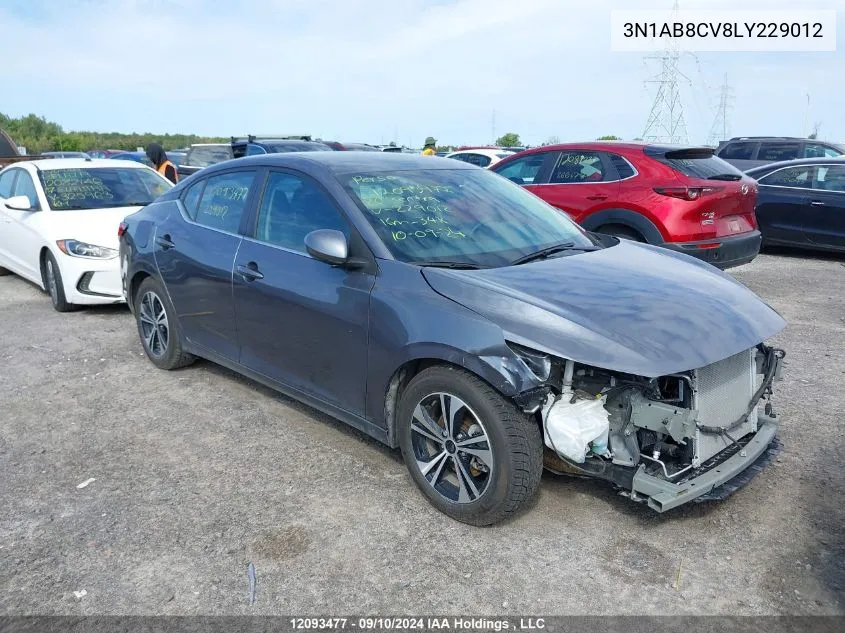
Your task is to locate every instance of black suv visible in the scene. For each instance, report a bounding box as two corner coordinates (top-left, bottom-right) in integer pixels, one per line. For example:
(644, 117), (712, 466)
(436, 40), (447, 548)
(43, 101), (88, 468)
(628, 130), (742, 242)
(716, 137), (844, 171)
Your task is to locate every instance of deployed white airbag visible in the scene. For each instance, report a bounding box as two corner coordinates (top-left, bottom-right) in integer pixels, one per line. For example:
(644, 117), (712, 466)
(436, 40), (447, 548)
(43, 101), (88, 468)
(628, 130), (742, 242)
(542, 395), (611, 464)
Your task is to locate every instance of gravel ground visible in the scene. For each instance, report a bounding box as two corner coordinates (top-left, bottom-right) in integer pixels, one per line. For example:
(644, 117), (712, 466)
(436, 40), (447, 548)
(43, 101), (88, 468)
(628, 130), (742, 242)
(0, 249), (843, 616)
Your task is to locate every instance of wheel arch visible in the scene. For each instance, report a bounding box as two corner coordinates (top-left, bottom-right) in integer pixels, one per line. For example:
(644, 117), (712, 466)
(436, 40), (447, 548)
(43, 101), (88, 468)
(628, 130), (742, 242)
(379, 345), (542, 448)
(580, 208), (666, 244)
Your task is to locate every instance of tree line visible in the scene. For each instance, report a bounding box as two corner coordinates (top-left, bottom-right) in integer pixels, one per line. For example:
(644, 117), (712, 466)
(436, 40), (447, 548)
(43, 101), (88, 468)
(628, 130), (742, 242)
(0, 112), (227, 155)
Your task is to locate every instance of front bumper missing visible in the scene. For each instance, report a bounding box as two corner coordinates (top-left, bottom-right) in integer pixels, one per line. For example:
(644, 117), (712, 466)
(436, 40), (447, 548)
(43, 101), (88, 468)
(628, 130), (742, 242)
(631, 414), (779, 512)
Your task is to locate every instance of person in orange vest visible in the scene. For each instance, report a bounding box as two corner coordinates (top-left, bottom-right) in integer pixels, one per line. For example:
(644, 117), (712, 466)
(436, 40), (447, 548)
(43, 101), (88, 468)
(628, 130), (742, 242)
(145, 143), (178, 184)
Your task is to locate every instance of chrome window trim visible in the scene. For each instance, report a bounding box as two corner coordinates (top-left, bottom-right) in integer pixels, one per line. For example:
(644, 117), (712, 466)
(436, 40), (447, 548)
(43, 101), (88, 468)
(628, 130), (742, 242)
(754, 164), (838, 191)
(241, 234), (314, 259)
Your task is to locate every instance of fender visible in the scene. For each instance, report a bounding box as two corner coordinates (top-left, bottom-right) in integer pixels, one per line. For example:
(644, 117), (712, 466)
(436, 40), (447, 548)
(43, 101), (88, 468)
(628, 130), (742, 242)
(579, 208), (666, 244)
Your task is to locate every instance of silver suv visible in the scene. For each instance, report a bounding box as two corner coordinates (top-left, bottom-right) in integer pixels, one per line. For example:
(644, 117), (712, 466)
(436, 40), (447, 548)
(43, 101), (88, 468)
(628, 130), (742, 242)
(716, 137), (844, 171)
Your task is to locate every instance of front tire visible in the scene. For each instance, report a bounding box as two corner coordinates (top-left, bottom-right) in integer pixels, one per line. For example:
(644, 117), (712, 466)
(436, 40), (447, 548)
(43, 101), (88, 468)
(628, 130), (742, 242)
(596, 224), (645, 242)
(134, 277), (195, 370)
(397, 366), (543, 526)
(43, 252), (75, 312)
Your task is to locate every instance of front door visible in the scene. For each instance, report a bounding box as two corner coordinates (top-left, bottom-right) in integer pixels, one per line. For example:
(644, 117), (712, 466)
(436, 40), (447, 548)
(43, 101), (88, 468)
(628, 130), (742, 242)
(155, 168), (259, 360)
(233, 169), (373, 415)
(804, 164), (845, 249)
(755, 165), (815, 246)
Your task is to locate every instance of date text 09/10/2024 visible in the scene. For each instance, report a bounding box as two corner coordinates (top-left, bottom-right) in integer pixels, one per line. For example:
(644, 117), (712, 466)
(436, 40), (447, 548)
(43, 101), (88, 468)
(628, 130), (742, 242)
(289, 617), (547, 631)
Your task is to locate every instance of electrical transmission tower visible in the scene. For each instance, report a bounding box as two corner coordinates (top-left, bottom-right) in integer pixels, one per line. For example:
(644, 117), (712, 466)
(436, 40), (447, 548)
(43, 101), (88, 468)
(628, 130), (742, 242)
(706, 74), (733, 146)
(642, 1), (690, 144)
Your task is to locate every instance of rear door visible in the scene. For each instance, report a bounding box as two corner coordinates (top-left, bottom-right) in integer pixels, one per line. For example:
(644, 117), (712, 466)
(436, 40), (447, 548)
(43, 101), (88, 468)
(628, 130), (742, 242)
(533, 150), (621, 222)
(154, 168), (259, 360)
(492, 152), (555, 189)
(804, 164), (845, 248)
(233, 169), (374, 415)
(754, 165), (815, 246)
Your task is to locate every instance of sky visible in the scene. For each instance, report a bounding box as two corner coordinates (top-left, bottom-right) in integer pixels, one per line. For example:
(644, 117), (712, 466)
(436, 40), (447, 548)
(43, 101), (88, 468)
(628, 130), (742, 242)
(1, 0), (843, 147)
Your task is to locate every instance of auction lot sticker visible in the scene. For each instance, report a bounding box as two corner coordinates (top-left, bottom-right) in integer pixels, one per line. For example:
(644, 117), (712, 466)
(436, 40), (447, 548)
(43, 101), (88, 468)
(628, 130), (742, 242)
(610, 10), (837, 52)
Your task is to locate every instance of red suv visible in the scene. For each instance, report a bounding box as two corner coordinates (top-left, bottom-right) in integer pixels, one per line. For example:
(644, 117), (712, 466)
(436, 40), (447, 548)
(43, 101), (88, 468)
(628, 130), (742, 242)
(491, 142), (761, 269)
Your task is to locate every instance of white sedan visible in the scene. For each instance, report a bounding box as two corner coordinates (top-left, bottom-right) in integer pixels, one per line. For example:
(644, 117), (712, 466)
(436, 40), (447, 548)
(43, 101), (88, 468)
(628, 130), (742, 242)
(0, 158), (172, 311)
(445, 148), (515, 168)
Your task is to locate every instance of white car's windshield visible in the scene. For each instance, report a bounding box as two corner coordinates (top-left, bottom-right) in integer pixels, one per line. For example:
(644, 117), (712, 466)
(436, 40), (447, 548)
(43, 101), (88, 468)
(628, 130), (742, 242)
(340, 168), (596, 268)
(39, 167), (172, 211)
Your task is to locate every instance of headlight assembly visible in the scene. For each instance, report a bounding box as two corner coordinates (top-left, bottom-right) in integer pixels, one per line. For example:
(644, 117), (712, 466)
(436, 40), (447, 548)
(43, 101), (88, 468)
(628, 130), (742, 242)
(56, 240), (118, 259)
(507, 341), (552, 382)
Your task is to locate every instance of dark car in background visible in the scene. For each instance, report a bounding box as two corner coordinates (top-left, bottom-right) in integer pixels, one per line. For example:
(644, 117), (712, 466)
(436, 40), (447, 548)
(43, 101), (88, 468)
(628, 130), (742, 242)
(230, 137), (332, 157)
(166, 151), (187, 166)
(492, 142), (761, 269)
(746, 158), (845, 253)
(88, 149), (126, 159)
(322, 141), (380, 151)
(120, 152), (785, 525)
(716, 137), (845, 171)
(178, 143), (233, 179)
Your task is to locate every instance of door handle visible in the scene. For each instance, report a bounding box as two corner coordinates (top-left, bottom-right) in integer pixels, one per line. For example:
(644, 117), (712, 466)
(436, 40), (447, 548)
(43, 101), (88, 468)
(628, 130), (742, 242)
(155, 234), (175, 249)
(237, 262), (264, 281)
(809, 201), (825, 207)
(586, 195), (608, 200)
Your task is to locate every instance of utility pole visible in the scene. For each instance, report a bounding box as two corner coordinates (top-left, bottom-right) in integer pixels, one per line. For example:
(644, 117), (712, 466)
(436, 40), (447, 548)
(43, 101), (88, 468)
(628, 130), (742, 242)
(706, 73), (733, 147)
(642, 1), (689, 144)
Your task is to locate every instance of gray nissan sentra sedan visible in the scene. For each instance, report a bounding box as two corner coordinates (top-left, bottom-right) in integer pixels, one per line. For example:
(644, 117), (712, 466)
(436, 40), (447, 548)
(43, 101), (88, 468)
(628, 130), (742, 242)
(120, 153), (786, 525)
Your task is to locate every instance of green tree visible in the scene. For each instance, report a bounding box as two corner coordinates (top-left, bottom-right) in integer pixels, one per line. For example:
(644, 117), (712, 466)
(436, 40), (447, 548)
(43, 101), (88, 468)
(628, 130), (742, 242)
(495, 132), (521, 147)
(597, 135), (621, 140)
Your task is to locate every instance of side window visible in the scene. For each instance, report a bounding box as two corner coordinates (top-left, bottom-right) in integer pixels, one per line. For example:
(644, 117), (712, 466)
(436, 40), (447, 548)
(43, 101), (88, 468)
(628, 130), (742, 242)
(804, 143), (843, 159)
(254, 171), (348, 253)
(181, 179), (205, 219)
(12, 171), (39, 209)
(495, 154), (547, 185)
(194, 170), (256, 232)
(608, 154), (635, 179)
(719, 142), (757, 160)
(758, 143), (800, 162)
(550, 151), (606, 184)
(814, 165), (845, 192)
(759, 166), (814, 188)
(0, 169), (17, 198)
(466, 154), (491, 167)
(449, 154), (470, 163)
(246, 144), (267, 156)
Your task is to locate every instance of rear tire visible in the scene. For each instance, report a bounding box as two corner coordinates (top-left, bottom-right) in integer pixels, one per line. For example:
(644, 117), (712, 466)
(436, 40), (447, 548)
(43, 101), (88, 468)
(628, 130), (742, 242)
(397, 365), (543, 526)
(596, 224), (645, 242)
(42, 252), (75, 312)
(134, 277), (195, 370)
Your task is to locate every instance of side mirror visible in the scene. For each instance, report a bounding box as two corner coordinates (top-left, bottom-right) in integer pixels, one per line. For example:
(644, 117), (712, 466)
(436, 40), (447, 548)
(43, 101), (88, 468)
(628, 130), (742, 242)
(304, 229), (349, 266)
(4, 195), (37, 211)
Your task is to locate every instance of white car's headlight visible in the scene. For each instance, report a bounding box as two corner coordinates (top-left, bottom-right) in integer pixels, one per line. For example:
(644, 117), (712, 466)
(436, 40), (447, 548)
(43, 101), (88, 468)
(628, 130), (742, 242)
(56, 240), (118, 259)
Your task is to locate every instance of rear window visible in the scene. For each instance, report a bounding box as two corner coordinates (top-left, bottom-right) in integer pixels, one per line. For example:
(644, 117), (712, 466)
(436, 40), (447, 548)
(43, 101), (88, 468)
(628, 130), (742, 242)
(186, 145), (232, 167)
(647, 147), (744, 180)
(262, 142), (333, 153)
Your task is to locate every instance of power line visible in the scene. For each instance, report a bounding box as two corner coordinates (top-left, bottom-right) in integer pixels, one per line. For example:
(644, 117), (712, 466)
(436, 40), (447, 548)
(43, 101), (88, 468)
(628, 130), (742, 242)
(706, 73), (734, 146)
(642, 1), (690, 144)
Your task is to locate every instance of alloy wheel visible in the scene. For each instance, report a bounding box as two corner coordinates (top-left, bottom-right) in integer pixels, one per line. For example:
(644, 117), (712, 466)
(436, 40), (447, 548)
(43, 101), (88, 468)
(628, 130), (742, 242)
(139, 291), (169, 357)
(46, 260), (58, 306)
(410, 392), (494, 504)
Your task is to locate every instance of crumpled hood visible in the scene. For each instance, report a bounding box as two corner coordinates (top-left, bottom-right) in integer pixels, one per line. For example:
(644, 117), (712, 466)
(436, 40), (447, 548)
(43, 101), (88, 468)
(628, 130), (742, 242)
(37, 207), (141, 250)
(422, 241), (786, 377)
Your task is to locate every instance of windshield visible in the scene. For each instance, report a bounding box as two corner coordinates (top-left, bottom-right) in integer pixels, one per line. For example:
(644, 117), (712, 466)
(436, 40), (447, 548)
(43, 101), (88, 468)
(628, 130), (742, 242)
(39, 167), (172, 211)
(341, 169), (596, 268)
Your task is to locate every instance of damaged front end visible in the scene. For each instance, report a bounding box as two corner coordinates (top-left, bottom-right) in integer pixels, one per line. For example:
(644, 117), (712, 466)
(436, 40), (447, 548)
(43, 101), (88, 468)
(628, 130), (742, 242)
(510, 342), (785, 511)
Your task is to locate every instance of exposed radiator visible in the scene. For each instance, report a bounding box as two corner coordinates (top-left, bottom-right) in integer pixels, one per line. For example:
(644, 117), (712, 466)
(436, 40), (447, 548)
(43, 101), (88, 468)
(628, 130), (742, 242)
(691, 348), (759, 466)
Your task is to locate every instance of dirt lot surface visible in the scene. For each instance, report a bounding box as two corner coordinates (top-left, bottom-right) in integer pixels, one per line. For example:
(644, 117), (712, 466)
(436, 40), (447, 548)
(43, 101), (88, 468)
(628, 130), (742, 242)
(0, 250), (843, 616)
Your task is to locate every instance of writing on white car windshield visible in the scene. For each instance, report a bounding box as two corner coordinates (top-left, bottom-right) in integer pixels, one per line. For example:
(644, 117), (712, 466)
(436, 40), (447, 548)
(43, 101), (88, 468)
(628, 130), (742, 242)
(39, 167), (172, 211)
(341, 168), (595, 268)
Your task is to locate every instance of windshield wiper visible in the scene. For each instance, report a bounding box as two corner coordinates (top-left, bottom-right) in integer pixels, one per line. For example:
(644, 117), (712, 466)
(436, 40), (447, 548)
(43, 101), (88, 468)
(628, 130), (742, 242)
(418, 261), (482, 270)
(707, 174), (742, 181)
(510, 242), (599, 266)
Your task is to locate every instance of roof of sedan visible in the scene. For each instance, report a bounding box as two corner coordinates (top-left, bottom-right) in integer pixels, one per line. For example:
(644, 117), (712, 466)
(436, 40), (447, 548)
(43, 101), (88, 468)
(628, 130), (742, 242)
(746, 156), (845, 175)
(21, 158), (150, 171)
(224, 151), (477, 174)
